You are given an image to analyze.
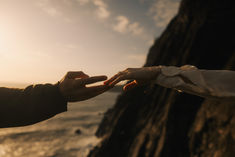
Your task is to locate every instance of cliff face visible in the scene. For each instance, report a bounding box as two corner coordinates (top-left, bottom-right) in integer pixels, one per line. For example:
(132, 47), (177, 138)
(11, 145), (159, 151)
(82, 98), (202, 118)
(88, 0), (235, 157)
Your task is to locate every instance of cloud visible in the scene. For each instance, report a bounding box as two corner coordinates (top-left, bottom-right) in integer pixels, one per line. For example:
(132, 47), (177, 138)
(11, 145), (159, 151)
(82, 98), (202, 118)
(76, 0), (90, 5)
(35, 0), (149, 40)
(75, 0), (110, 19)
(36, 0), (61, 17)
(149, 0), (180, 27)
(139, 0), (147, 4)
(113, 16), (144, 36)
(129, 22), (144, 36)
(44, 7), (61, 17)
(36, 0), (110, 20)
(93, 0), (110, 19)
(113, 16), (129, 33)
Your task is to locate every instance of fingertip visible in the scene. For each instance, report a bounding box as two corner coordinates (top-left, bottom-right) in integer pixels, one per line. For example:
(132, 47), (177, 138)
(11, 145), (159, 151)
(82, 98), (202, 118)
(104, 80), (109, 85)
(103, 76), (108, 80)
(123, 84), (131, 91)
(93, 75), (108, 82)
(123, 81), (138, 91)
(124, 86), (133, 91)
(99, 75), (108, 81)
(84, 74), (90, 78)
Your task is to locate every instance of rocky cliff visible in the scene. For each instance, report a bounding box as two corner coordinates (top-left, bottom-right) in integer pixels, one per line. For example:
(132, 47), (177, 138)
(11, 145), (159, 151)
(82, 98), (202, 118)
(88, 0), (235, 156)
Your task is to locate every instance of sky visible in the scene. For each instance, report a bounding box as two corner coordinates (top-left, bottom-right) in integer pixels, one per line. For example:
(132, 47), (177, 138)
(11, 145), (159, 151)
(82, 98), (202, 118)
(0, 0), (180, 84)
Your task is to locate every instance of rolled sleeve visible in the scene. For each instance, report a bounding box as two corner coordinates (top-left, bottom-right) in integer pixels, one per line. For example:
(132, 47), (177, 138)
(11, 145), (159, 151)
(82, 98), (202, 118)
(154, 65), (235, 100)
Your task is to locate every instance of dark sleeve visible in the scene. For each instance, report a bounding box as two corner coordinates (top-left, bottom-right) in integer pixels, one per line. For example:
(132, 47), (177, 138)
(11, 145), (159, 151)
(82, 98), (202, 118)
(0, 83), (67, 128)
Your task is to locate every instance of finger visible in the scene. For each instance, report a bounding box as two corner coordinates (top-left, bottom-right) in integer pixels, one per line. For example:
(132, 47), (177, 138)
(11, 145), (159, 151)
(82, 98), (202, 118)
(65, 71), (89, 79)
(73, 85), (110, 101)
(84, 85), (110, 94)
(75, 75), (108, 86)
(84, 76), (108, 85)
(103, 75), (117, 85)
(123, 80), (138, 91)
(109, 75), (126, 86)
(104, 72), (123, 85)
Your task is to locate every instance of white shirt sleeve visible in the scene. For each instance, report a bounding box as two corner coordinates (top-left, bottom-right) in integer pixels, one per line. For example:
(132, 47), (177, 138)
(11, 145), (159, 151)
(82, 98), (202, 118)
(154, 65), (235, 101)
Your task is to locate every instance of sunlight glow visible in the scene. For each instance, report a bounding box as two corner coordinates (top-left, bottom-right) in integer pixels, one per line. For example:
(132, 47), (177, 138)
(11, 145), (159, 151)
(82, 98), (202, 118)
(0, 26), (6, 52)
(0, 0), (171, 85)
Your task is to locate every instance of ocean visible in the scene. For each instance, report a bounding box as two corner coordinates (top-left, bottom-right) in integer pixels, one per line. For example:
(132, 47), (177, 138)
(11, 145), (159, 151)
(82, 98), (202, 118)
(0, 91), (120, 157)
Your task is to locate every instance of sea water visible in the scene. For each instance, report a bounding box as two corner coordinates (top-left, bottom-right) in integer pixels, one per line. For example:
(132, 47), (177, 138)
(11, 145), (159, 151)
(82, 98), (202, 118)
(0, 91), (120, 157)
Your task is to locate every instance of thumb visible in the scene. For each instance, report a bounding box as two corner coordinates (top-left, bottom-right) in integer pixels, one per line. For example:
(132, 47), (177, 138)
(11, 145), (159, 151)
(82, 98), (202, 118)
(123, 80), (138, 91)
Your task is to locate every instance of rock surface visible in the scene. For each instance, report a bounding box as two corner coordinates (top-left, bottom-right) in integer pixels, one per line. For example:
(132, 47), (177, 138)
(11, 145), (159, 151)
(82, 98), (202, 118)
(88, 0), (235, 157)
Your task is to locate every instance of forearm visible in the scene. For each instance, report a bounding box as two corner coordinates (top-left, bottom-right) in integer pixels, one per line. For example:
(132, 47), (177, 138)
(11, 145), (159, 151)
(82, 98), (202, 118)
(0, 83), (67, 128)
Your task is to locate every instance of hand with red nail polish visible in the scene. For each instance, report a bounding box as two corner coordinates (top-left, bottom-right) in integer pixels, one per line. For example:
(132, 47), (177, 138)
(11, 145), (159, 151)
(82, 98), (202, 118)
(105, 67), (161, 91)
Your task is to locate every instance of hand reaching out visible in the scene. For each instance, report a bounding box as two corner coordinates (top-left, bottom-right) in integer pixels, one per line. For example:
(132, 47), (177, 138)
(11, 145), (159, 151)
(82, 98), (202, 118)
(104, 66), (161, 91)
(59, 71), (109, 102)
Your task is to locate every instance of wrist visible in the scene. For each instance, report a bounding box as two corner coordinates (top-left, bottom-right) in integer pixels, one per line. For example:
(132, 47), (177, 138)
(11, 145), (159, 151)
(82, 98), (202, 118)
(147, 66), (161, 80)
(56, 82), (68, 102)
